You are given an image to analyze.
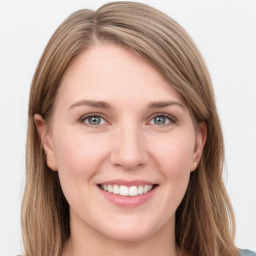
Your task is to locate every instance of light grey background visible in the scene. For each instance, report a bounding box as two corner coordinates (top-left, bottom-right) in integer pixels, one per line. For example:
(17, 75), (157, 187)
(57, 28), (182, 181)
(0, 0), (255, 255)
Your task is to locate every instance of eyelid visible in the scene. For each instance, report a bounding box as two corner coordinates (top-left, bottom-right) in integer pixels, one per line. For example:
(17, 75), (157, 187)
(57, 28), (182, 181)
(79, 112), (177, 127)
(147, 112), (177, 125)
(79, 113), (110, 126)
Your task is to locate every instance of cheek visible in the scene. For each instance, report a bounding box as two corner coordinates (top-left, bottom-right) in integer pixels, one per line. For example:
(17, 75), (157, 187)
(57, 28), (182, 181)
(52, 129), (109, 183)
(52, 130), (112, 209)
(152, 132), (194, 202)
(154, 132), (195, 173)
(52, 131), (111, 199)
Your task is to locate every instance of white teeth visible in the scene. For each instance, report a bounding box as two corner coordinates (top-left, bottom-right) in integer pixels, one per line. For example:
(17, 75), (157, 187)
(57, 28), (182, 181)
(129, 186), (137, 196)
(108, 185), (113, 193)
(138, 185), (144, 195)
(143, 185), (149, 193)
(113, 185), (119, 194)
(100, 184), (154, 197)
(120, 185), (129, 196)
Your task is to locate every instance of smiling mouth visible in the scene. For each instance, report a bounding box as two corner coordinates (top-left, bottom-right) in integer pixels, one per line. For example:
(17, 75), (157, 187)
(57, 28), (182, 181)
(98, 184), (158, 197)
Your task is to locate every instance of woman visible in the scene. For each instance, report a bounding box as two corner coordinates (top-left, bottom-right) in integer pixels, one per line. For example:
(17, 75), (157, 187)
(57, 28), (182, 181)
(21, 1), (255, 256)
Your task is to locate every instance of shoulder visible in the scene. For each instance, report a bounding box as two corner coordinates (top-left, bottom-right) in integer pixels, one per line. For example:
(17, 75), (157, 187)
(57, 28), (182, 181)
(240, 249), (256, 256)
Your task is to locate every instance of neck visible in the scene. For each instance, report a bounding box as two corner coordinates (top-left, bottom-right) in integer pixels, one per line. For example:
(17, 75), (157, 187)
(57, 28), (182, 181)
(62, 211), (181, 256)
(63, 238), (182, 256)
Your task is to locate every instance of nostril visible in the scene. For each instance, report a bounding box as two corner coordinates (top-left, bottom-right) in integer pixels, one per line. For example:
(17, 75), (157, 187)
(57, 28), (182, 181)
(109, 137), (149, 169)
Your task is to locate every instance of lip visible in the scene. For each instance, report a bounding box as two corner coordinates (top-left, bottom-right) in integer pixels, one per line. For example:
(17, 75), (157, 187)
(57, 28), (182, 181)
(97, 179), (158, 207)
(98, 179), (154, 186)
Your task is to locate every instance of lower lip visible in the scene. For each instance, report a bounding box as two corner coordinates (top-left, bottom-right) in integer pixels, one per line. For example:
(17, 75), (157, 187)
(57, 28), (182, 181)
(98, 186), (157, 207)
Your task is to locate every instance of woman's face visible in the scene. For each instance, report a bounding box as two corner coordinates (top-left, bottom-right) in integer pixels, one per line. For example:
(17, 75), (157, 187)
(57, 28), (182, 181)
(37, 44), (206, 243)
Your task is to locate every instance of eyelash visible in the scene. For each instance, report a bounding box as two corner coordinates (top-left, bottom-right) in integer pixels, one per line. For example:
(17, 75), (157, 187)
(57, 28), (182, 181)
(79, 112), (177, 127)
(79, 113), (109, 127)
(149, 113), (177, 126)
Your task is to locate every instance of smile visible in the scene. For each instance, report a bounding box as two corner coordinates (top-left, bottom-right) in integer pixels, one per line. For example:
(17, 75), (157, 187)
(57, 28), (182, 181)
(99, 184), (154, 197)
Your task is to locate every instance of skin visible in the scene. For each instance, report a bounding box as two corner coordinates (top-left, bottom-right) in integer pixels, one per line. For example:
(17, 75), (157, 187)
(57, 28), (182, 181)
(35, 43), (206, 256)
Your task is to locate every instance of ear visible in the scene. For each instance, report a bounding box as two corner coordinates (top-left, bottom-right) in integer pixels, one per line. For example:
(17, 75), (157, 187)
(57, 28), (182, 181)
(34, 114), (58, 171)
(191, 122), (207, 172)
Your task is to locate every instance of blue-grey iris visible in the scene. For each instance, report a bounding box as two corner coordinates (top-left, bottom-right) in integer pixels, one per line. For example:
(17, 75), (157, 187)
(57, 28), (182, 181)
(154, 116), (166, 125)
(88, 116), (101, 125)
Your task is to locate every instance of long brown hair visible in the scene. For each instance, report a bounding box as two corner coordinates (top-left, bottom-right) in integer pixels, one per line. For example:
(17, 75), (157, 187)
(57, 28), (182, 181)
(22, 2), (239, 255)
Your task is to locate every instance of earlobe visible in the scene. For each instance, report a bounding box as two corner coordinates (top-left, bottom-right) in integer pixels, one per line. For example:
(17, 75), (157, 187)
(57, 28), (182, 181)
(34, 114), (58, 171)
(191, 122), (207, 172)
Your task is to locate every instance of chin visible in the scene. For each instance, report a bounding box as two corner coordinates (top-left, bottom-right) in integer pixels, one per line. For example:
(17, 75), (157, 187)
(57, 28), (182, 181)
(95, 214), (164, 243)
(102, 226), (152, 243)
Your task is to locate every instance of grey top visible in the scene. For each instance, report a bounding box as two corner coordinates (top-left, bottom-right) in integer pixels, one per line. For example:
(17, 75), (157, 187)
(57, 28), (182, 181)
(240, 249), (256, 256)
(17, 249), (256, 255)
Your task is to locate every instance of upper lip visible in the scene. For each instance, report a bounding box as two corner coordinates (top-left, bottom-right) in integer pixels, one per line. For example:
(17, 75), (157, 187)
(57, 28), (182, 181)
(98, 179), (156, 186)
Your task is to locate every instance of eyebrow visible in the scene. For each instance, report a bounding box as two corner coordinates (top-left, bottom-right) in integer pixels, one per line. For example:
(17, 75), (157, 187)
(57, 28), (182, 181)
(148, 100), (185, 110)
(68, 100), (111, 110)
(68, 99), (185, 110)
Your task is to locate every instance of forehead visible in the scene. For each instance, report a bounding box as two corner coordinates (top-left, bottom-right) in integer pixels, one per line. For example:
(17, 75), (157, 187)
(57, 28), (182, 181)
(56, 43), (184, 108)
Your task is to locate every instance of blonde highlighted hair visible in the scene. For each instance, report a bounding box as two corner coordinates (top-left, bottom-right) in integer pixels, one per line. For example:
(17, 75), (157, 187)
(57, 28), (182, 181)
(22, 2), (239, 255)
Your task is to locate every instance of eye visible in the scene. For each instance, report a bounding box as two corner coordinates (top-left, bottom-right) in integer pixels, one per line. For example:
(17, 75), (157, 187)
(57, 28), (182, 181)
(81, 114), (108, 126)
(148, 114), (176, 126)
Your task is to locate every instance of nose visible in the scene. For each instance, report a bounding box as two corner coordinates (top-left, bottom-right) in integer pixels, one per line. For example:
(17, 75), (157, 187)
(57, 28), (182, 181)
(110, 124), (149, 170)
